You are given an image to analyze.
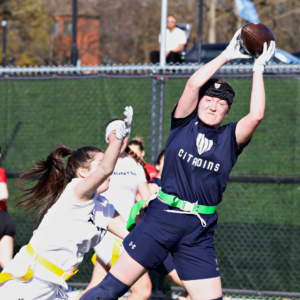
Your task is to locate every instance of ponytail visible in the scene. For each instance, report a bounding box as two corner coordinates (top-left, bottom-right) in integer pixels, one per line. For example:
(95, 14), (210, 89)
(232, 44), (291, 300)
(125, 146), (150, 181)
(15, 145), (72, 227)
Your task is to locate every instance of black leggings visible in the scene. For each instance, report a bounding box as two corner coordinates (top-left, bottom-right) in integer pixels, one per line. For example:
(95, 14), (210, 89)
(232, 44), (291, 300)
(150, 50), (183, 64)
(0, 210), (15, 238)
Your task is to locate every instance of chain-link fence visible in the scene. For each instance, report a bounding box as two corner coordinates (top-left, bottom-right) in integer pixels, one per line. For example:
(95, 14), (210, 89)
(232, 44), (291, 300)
(0, 64), (300, 297)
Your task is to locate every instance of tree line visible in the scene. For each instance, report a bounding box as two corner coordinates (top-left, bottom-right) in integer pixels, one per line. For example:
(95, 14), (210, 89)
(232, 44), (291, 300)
(0, 0), (299, 66)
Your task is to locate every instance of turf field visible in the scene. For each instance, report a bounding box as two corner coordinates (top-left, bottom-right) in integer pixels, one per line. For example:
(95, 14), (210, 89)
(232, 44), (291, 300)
(1, 76), (300, 292)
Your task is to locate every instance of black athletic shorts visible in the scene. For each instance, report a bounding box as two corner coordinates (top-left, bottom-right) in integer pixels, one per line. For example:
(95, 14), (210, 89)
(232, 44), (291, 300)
(154, 252), (175, 276)
(0, 210), (15, 238)
(124, 199), (220, 281)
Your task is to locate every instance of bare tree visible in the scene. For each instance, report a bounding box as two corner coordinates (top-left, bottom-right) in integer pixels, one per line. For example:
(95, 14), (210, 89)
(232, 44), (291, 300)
(0, 0), (53, 66)
(208, 0), (217, 43)
(1, 0), (300, 66)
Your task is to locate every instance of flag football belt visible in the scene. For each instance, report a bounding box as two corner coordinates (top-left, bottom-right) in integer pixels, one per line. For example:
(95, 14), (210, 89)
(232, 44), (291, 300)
(91, 238), (122, 267)
(0, 243), (78, 284)
(157, 189), (217, 214)
(126, 189), (217, 232)
(0, 266), (33, 284)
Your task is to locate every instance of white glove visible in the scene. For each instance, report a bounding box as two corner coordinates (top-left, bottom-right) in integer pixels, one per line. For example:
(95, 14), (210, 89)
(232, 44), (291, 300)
(253, 41), (276, 73)
(223, 28), (252, 61)
(116, 106), (133, 141)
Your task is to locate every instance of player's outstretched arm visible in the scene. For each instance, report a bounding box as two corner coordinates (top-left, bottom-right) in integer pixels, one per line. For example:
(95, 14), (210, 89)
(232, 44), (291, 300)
(108, 211), (129, 240)
(176, 28), (251, 119)
(137, 181), (152, 201)
(75, 107), (133, 201)
(236, 42), (275, 147)
(175, 55), (228, 119)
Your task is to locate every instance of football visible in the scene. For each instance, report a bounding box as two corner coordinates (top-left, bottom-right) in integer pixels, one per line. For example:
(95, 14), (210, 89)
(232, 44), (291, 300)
(240, 23), (276, 58)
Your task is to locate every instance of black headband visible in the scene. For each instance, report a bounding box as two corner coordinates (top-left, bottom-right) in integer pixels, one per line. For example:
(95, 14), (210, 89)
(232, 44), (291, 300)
(203, 79), (235, 105)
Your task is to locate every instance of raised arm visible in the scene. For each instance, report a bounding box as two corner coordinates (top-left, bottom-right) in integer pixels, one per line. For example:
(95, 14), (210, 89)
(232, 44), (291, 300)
(74, 107), (133, 201)
(108, 211), (129, 240)
(175, 55), (228, 118)
(175, 29), (251, 119)
(137, 181), (152, 201)
(236, 42), (276, 147)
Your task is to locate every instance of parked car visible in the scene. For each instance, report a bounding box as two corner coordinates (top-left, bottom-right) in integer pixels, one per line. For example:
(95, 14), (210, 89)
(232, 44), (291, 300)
(291, 51), (300, 60)
(184, 43), (300, 64)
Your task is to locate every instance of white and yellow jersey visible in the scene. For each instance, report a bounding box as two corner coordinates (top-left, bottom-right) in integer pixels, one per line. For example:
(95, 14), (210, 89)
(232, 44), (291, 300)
(102, 156), (146, 222)
(2, 178), (115, 289)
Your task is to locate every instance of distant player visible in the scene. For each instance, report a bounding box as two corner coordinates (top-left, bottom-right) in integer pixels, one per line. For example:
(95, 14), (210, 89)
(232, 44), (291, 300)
(0, 146), (15, 269)
(127, 137), (158, 181)
(146, 149), (164, 194)
(78, 120), (152, 300)
(0, 107), (132, 300)
(80, 30), (276, 300)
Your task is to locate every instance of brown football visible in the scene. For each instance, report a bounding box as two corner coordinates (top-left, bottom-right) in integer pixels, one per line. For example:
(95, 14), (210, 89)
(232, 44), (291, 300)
(240, 23), (276, 58)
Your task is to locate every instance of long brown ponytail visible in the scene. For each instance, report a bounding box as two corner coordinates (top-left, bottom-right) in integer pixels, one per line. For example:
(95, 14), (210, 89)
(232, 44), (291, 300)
(15, 144), (103, 227)
(126, 137), (150, 181)
(125, 146), (150, 181)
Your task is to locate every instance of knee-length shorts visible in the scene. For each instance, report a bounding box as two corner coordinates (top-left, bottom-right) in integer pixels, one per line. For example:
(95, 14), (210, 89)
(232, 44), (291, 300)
(123, 199), (220, 281)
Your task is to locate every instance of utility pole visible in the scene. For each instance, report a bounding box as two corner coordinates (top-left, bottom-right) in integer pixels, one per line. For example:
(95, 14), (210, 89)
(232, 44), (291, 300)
(71, 0), (78, 66)
(2, 1), (7, 67)
(1, 20), (7, 67)
(198, 0), (203, 64)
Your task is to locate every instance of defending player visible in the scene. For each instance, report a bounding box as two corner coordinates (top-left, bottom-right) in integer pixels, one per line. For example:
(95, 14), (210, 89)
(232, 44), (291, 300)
(0, 146), (15, 269)
(77, 120), (152, 300)
(80, 29), (275, 300)
(128, 137), (158, 181)
(0, 107), (132, 300)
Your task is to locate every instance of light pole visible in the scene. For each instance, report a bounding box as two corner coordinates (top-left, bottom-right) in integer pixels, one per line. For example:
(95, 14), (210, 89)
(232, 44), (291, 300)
(71, 0), (78, 66)
(159, 0), (168, 68)
(2, 19), (7, 67)
(198, 0), (203, 64)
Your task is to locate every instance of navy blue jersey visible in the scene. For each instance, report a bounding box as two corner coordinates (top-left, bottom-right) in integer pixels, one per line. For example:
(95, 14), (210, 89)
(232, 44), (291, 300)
(149, 177), (161, 187)
(161, 105), (250, 206)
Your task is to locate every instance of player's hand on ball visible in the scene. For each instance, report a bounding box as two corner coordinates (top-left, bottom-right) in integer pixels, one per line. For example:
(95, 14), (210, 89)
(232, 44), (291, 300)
(223, 28), (252, 62)
(253, 41), (276, 73)
(116, 106), (133, 141)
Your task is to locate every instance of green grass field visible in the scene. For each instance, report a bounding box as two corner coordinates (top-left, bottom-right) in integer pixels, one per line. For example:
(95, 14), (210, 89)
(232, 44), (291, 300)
(1, 75), (300, 291)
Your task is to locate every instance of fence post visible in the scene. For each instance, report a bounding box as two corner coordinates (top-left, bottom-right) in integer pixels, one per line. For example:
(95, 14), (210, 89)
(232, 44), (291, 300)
(158, 77), (165, 155)
(150, 76), (157, 166)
